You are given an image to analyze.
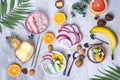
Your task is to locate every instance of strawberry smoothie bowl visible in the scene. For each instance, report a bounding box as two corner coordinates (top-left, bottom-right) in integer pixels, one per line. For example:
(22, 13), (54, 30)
(25, 12), (48, 34)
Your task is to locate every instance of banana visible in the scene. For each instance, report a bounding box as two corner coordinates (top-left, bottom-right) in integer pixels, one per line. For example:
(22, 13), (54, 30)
(90, 26), (118, 60)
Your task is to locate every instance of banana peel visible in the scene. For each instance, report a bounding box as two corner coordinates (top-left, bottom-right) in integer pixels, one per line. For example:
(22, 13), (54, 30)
(90, 26), (118, 60)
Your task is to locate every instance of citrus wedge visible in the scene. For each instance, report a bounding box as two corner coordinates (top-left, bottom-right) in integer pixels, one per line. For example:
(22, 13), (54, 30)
(54, 13), (66, 25)
(8, 64), (21, 77)
(43, 33), (55, 45)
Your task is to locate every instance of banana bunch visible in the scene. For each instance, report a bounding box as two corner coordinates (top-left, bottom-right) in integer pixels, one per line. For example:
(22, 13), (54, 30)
(90, 26), (118, 60)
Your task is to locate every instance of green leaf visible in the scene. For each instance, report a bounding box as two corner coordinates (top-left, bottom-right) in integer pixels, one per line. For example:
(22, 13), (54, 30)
(91, 66), (120, 80)
(20, 3), (32, 8)
(104, 69), (120, 79)
(2, 19), (17, 26)
(0, 0), (32, 32)
(72, 3), (81, 10)
(71, 11), (76, 18)
(84, 0), (91, 4)
(77, 10), (83, 14)
(115, 65), (120, 70)
(94, 75), (112, 80)
(1, 21), (14, 28)
(108, 66), (120, 74)
(18, 0), (23, 5)
(10, 0), (15, 11)
(98, 70), (118, 80)
(0, 1), (1, 19)
(14, 10), (31, 14)
(1, 0), (7, 17)
(0, 24), (2, 33)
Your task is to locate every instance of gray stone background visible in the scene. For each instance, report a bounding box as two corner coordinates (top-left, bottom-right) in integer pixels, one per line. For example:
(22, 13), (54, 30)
(0, 0), (120, 80)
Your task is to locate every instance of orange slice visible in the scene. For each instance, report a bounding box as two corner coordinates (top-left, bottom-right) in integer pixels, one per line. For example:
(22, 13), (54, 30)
(43, 33), (55, 45)
(54, 13), (66, 25)
(8, 64), (21, 77)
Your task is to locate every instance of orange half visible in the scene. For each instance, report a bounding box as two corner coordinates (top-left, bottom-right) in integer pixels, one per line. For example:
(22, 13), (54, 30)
(8, 64), (21, 77)
(43, 33), (55, 45)
(54, 13), (66, 25)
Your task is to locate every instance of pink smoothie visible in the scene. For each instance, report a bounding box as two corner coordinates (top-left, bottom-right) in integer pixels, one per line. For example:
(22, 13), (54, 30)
(25, 12), (48, 34)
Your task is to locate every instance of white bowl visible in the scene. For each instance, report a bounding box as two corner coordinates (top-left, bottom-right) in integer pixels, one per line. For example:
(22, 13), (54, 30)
(41, 51), (66, 76)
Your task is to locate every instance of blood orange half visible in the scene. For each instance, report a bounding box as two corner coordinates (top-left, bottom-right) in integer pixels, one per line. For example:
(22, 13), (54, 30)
(90, 0), (107, 15)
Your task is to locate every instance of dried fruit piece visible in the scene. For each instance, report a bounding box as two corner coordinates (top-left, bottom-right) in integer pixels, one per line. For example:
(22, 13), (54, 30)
(48, 44), (53, 51)
(97, 19), (106, 26)
(43, 33), (55, 45)
(76, 45), (82, 50)
(8, 64), (21, 77)
(22, 68), (28, 74)
(29, 69), (35, 75)
(80, 49), (86, 54)
(75, 60), (83, 67)
(105, 14), (114, 21)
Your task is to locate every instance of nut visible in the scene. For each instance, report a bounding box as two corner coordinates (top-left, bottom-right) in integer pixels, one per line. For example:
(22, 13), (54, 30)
(76, 45), (82, 50)
(105, 14), (114, 21)
(75, 60), (83, 67)
(80, 49), (86, 54)
(97, 19), (106, 26)
(29, 69), (35, 75)
(79, 55), (85, 60)
(22, 68), (28, 74)
(48, 44), (53, 51)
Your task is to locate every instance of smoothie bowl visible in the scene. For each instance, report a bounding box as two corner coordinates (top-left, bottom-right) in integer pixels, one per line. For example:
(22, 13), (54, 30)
(25, 12), (48, 34)
(41, 51), (66, 75)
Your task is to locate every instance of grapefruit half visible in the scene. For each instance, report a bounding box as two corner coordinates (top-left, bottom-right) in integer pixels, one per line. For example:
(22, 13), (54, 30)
(90, 0), (107, 15)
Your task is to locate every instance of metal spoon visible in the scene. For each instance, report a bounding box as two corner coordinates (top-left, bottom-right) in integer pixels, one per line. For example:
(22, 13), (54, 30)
(84, 43), (103, 48)
(90, 34), (109, 45)
(67, 51), (79, 76)
(63, 52), (71, 75)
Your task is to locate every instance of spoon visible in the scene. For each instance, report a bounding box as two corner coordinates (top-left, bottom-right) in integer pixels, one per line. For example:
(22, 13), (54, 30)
(84, 43), (103, 48)
(90, 34), (109, 45)
(63, 51), (71, 75)
(67, 51), (79, 76)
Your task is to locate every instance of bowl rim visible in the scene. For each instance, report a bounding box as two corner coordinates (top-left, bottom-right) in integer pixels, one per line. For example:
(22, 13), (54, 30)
(25, 11), (48, 34)
(87, 45), (106, 63)
(41, 51), (66, 76)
